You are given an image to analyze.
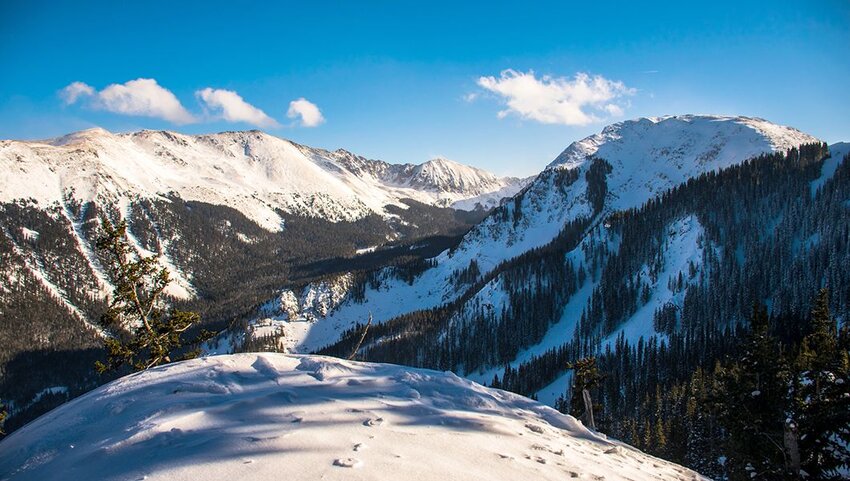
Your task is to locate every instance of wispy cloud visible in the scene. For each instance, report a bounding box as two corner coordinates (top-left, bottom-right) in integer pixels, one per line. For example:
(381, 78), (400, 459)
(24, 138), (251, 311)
(476, 70), (635, 126)
(196, 88), (279, 128)
(60, 82), (95, 105)
(60, 78), (197, 124)
(287, 98), (325, 127)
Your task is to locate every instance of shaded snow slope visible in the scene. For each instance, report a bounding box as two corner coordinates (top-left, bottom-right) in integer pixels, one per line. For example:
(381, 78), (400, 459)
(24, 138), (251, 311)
(0, 129), (525, 231)
(262, 115), (820, 353)
(0, 353), (706, 481)
(811, 142), (850, 195)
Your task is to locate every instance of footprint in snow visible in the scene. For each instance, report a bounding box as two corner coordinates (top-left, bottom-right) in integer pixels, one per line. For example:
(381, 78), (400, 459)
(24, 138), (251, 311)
(363, 417), (384, 427)
(604, 446), (624, 456)
(333, 457), (363, 468)
(353, 443), (367, 452)
(525, 423), (545, 434)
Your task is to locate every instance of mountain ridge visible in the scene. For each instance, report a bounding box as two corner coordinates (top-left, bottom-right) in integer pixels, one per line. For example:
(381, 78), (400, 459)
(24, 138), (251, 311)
(0, 128), (528, 231)
(549, 115), (818, 170)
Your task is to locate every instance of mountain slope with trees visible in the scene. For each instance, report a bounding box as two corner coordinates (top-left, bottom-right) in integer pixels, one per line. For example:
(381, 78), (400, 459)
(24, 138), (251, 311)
(0, 129), (527, 433)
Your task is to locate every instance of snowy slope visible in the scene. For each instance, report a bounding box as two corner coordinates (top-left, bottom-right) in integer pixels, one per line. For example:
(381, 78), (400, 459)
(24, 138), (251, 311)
(0, 353), (707, 481)
(464, 115), (819, 259)
(261, 114), (821, 354)
(0, 129), (526, 231)
(811, 142), (850, 195)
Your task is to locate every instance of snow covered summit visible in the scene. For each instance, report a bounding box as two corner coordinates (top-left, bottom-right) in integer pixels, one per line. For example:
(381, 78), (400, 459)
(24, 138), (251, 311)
(549, 114), (819, 171)
(0, 128), (525, 231)
(450, 114), (821, 263)
(0, 353), (706, 481)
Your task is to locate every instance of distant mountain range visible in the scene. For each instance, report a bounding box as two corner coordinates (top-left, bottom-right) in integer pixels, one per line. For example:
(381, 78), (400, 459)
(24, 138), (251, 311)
(0, 128), (529, 230)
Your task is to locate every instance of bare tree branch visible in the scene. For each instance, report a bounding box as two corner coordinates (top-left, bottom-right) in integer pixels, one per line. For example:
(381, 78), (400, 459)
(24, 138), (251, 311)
(348, 313), (372, 361)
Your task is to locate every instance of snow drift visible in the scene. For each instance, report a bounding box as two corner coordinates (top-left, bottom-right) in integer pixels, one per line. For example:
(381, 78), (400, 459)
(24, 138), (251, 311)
(0, 353), (706, 481)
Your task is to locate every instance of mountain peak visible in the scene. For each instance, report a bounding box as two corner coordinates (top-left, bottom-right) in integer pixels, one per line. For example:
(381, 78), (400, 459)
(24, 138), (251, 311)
(422, 156), (463, 167)
(47, 127), (114, 146)
(407, 156), (506, 195)
(550, 114), (820, 170)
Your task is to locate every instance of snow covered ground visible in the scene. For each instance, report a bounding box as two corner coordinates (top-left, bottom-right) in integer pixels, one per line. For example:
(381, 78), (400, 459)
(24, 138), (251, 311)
(0, 353), (707, 481)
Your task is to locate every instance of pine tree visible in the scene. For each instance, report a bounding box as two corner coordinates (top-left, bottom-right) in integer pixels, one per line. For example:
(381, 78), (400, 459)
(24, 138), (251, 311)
(654, 417), (668, 456)
(711, 303), (790, 480)
(640, 417), (654, 451)
(684, 367), (723, 477)
(94, 216), (213, 373)
(793, 289), (850, 478)
(0, 403), (6, 436)
(567, 357), (603, 429)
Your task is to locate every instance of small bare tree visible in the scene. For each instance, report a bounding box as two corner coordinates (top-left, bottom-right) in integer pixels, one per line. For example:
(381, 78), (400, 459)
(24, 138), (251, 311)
(348, 313), (372, 361)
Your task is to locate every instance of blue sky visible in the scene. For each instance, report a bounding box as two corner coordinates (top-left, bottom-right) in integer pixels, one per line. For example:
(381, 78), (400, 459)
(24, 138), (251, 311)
(1, 1), (848, 176)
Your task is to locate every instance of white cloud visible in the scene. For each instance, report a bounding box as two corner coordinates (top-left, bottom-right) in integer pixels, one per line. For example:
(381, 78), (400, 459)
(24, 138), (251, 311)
(61, 78), (196, 124)
(196, 88), (279, 128)
(61, 80), (319, 130)
(603, 103), (625, 116)
(287, 98), (325, 127)
(60, 82), (95, 105)
(462, 92), (479, 103)
(97, 79), (196, 124)
(476, 70), (635, 126)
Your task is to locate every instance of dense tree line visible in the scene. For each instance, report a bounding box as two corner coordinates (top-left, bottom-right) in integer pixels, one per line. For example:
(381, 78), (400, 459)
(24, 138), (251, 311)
(558, 291), (849, 480)
(320, 215), (591, 371)
(320, 160), (608, 370)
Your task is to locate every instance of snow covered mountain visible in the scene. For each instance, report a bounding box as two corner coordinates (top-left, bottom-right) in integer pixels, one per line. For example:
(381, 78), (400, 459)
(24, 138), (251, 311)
(247, 115), (822, 357)
(0, 128), (529, 433)
(0, 353), (707, 481)
(0, 128), (527, 231)
(321, 149), (526, 200)
(460, 115), (819, 260)
(1, 115), (840, 459)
